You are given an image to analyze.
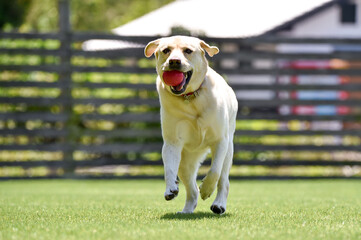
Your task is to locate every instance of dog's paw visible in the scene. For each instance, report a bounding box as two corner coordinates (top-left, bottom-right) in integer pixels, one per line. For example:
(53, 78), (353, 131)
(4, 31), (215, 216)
(179, 202), (197, 214)
(199, 182), (217, 200)
(210, 204), (226, 215)
(199, 172), (219, 200)
(164, 188), (179, 201)
(199, 183), (210, 200)
(177, 210), (193, 214)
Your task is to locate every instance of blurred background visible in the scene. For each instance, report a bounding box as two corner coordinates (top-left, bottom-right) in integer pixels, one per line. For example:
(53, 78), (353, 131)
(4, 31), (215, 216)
(1, 0), (361, 179)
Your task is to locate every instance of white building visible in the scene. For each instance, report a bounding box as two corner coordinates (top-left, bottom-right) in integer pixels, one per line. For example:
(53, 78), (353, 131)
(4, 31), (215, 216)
(83, 0), (337, 50)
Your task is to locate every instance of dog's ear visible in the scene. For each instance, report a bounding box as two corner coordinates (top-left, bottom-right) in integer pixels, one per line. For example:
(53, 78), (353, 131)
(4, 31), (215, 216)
(200, 41), (219, 57)
(144, 39), (161, 58)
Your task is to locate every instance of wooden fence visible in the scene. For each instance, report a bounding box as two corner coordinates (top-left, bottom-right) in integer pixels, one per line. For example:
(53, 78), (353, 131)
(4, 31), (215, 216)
(1, 0), (361, 179)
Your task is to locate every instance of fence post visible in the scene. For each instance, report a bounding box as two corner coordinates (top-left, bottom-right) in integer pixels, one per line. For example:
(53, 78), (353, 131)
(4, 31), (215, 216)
(59, 0), (75, 175)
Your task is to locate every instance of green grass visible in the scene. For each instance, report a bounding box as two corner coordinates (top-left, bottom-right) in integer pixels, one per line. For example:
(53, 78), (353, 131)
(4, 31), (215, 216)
(0, 180), (360, 240)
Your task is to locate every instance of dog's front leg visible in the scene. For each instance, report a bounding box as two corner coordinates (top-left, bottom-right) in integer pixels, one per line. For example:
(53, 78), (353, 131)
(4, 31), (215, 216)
(162, 142), (182, 201)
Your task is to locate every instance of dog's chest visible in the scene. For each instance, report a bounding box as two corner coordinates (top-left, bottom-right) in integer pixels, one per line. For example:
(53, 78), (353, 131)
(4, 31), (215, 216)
(175, 101), (219, 150)
(159, 85), (224, 150)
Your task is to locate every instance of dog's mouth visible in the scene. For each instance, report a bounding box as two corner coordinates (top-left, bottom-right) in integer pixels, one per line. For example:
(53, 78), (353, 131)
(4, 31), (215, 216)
(168, 71), (193, 95)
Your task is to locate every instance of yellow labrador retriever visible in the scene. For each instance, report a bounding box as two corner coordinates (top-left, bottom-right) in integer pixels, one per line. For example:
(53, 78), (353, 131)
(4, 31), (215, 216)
(145, 36), (238, 214)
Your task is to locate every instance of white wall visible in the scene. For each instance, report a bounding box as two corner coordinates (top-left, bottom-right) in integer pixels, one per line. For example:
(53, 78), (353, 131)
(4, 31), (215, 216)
(282, 0), (361, 38)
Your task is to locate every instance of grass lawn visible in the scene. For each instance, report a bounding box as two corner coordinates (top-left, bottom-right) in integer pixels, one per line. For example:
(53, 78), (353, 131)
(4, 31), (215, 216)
(0, 180), (360, 240)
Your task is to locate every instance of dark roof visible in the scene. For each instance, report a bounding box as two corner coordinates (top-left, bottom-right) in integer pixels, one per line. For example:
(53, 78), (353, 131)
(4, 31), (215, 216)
(263, 0), (345, 35)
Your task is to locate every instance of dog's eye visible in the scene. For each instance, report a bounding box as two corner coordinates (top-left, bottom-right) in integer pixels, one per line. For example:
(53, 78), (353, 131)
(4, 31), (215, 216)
(162, 48), (171, 54)
(184, 48), (193, 54)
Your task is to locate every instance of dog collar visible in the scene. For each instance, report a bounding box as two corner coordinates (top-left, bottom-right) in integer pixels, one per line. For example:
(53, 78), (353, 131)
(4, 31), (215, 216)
(181, 82), (203, 102)
(182, 90), (200, 102)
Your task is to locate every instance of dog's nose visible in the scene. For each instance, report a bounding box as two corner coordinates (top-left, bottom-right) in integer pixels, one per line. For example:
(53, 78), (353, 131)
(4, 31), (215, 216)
(169, 59), (181, 69)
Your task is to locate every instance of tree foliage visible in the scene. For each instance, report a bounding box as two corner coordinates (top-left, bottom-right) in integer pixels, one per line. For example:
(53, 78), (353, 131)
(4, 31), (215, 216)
(0, 0), (31, 30)
(10, 0), (174, 32)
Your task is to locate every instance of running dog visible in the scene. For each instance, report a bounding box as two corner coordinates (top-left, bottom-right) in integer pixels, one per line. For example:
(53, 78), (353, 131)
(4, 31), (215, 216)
(145, 36), (238, 214)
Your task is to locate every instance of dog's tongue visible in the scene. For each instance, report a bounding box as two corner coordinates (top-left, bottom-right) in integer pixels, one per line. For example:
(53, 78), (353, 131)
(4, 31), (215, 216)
(163, 70), (184, 87)
(175, 79), (185, 91)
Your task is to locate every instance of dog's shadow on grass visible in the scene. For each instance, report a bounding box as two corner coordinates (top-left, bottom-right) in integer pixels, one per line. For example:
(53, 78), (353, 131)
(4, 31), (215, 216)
(160, 211), (231, 220)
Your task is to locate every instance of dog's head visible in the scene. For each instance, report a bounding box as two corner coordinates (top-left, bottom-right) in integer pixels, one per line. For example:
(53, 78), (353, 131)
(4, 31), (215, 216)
(145, 36), (219, 95)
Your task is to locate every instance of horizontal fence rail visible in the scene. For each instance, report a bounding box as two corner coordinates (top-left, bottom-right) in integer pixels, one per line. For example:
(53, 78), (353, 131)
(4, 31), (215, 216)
(1, 29), (361, 179)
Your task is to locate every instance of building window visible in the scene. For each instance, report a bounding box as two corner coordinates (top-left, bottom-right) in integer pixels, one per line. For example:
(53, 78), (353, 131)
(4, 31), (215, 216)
(340, 3), (357, 23)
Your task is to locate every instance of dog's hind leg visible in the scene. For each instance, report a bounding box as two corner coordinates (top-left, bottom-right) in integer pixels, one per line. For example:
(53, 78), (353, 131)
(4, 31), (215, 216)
(177, 150), (206, 213)
(199, 137), (228, 201)
(210, 138), (233, 214)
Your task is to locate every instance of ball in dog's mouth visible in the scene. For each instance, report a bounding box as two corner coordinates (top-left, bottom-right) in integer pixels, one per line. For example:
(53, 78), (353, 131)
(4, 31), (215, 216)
(162, 70), (193, 95)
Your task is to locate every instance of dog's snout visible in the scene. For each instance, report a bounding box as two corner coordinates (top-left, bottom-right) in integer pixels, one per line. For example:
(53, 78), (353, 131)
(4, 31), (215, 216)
(169, 59), (181, 69)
